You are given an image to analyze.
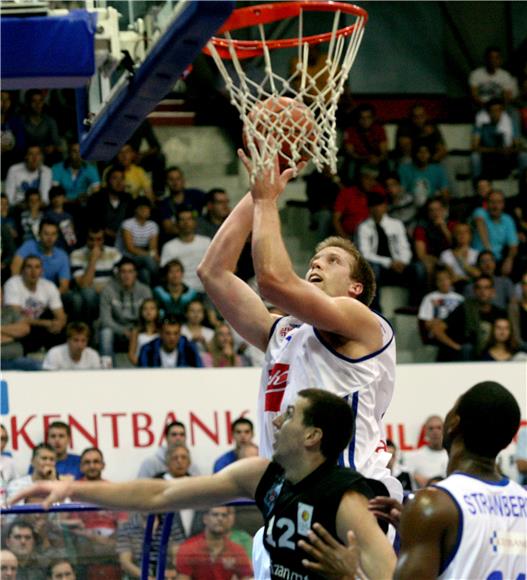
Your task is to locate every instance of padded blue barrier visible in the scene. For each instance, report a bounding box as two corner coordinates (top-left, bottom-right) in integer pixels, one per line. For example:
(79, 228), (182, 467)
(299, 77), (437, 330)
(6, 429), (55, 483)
(78, 0), (235, 161)
(1, 10), (96, 89)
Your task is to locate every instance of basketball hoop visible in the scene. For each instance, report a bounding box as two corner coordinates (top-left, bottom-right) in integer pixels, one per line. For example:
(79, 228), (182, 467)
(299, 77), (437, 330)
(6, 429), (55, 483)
(204, 1), (368, 181)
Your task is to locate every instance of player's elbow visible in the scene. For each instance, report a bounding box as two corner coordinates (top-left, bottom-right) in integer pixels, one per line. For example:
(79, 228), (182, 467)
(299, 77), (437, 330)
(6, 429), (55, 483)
(197, 258), (214, 286)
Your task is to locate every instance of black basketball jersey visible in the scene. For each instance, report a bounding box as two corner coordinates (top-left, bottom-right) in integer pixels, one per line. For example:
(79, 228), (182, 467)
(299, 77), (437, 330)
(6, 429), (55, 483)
(254, 461), (375, 580)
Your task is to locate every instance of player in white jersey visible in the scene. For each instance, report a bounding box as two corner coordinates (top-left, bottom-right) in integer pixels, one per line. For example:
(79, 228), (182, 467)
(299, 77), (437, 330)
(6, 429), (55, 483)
(261, 313), (397, 496)
(395, 381), (525, 580)
(197, 150), (401, 501)
(297, 381), (525, 578)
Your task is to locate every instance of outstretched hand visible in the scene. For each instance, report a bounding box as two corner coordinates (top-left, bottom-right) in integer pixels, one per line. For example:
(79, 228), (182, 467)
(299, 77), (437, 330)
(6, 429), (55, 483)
(368, 495), (404, 529)
(8, 480), (73, 510)
(298, 522), (361, 579)
(238, 142), (306, 203)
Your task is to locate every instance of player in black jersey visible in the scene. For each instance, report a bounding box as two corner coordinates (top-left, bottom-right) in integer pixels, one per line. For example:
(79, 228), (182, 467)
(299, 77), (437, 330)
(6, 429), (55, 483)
(10, 389), (396, 579)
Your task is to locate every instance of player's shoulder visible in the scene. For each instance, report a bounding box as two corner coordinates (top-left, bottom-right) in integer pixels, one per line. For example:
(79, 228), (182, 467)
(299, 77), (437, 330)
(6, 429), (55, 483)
(312, 465), (376, 502)
(403, 486), (458, 528)
(269, 315), (303, 339)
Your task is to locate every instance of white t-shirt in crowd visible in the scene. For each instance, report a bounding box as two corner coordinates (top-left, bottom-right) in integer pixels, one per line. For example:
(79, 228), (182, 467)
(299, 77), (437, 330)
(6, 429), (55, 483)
(3, 275), (63, 318)
(418, 290), (464, 321)
(160, 348), (178, 368)
(135, 332), (158, 358)
(404, 446), (448, 483)
(160, 235), (211, 292)
(439, 248), (479, 278)
(181, 324), (214, 353)
(42, 344), (102, 370)
(4, 162), (53, 205)
(469, 67), (518, 103)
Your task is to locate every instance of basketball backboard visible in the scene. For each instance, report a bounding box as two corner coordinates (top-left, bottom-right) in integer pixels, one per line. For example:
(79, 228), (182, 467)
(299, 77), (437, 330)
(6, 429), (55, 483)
(77, 0), (235, 161)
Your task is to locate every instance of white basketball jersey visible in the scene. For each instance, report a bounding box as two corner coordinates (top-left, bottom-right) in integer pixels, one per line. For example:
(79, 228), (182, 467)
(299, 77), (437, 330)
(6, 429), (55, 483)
(435, 473), (527, 580)
(258, 314), (402, 500)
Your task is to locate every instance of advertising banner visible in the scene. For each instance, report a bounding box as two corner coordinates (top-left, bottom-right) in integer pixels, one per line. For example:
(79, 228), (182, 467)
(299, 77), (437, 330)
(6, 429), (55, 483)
(1, 362), (525, 482)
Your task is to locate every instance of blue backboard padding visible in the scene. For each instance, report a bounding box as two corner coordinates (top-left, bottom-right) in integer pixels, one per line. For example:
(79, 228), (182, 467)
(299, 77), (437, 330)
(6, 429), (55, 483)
(1, 10), (96, 90)
(1, 380), (9, 415)
(80, 0), (235, 162)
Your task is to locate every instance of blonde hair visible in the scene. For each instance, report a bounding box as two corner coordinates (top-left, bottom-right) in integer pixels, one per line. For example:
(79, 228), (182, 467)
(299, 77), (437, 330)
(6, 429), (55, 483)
(314, 237), (376, 306)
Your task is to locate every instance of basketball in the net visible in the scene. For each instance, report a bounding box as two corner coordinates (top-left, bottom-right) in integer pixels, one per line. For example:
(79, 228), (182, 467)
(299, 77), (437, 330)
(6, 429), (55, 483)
(243, 96), (315, 171)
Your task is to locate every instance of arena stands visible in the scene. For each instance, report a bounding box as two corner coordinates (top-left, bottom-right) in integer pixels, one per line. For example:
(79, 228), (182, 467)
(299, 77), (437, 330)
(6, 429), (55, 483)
(1, 2), (526, 578)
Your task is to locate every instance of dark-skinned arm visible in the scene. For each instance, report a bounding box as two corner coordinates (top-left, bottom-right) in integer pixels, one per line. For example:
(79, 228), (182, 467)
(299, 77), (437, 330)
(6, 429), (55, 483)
(395, 487), (459, 580)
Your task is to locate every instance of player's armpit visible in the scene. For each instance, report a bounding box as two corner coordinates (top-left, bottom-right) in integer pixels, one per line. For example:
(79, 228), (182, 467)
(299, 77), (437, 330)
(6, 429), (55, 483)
(395, 487), (459, 580)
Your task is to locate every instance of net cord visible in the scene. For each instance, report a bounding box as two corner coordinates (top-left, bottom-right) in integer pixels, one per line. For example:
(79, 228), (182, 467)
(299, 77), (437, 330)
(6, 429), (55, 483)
(205, 9), (366, 181)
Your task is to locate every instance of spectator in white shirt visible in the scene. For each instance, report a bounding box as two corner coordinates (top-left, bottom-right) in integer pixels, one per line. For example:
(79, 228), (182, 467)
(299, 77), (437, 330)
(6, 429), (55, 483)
(405, 415), (448, 488)
(357, 192), (413, 311)
(160, 208), (211, 292)
(4, 145), (52, 207)
(469, 46), (518, 109)
(438, 223), (480, 291)
(3, 255), (66, 353)
(7, 443), (57, 504)
(42, 321), (101, 370)
(418, 267), (464, 345)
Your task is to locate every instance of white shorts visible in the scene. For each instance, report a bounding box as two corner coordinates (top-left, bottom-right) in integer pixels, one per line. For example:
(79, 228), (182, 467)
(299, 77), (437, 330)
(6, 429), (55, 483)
(251, 526), (271, 580)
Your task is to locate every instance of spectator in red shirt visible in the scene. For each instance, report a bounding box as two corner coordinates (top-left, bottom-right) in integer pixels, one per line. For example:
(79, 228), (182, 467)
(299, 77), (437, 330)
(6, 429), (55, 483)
(341, 103), (389, 183)
(176, 506), (252, 580)
(332, 166), (386, 239)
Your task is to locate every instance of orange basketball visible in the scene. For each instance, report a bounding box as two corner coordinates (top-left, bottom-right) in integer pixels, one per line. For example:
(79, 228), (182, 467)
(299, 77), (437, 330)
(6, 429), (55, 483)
(243, 96), (315, 171)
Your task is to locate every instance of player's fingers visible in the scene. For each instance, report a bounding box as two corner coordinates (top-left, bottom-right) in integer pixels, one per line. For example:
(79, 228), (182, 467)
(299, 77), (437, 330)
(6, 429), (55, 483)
(296, 160), (307, 173)
(281, 167), (297, 183)
(390, 507), (402, 526)
(312, 522), (340, 548)
(369, 495), (393, 508)
(370, 510), (396, 526)
(237, 148), (251, 171)
(301, 558), (324, 572)
(297, 538), (323, 561)
(41, 493), (58, 511)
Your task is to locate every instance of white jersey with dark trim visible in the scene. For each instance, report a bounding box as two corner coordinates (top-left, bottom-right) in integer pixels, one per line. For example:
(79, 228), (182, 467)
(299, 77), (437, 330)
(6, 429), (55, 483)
(436, 472), (527, 580)
(258, 313), (402, 500)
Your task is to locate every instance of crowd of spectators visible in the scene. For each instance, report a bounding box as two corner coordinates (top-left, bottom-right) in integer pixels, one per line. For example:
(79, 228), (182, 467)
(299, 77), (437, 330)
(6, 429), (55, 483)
(0, 417), (259, 579)
(1, 87), (259, 371)
(2, 46), (527, 374)
(326, 46), (526, 361)
(2, 407), (523, 578)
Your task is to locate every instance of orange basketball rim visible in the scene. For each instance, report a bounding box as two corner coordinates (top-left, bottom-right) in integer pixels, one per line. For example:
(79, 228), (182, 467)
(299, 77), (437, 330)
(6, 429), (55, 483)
(203, 1), (369, 180)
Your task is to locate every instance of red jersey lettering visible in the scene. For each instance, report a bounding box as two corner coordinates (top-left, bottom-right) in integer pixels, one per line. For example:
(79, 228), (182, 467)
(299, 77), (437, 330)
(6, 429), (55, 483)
(265, 363), (289, 411)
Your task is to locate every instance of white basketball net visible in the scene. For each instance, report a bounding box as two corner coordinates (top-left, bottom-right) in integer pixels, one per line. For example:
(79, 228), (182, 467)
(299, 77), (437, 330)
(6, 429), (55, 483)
(206, 6), (366, 181)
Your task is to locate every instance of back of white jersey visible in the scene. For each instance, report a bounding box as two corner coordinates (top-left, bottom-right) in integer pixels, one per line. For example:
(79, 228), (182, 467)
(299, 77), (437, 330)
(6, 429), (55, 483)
(436, 473), (527, 580)
(258, 314), (402, 500)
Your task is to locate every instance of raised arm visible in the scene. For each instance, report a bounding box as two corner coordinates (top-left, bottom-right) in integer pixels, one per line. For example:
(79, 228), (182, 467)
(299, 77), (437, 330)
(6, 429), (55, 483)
(246, 153), (379, 344)
(395, 488), (458, 580)
(9, 457), (269, 512)
(197, 185), (275, 352)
